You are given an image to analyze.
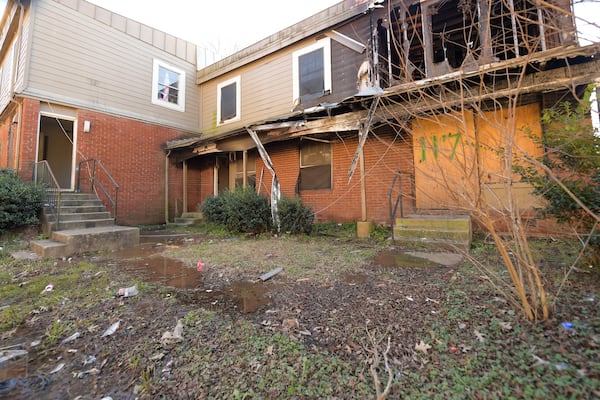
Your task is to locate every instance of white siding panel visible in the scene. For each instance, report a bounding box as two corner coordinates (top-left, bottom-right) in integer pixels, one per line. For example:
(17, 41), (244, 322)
(26, 0), (199, 131)
(0, 41), (14, 112)
(15, 13), (29, 92)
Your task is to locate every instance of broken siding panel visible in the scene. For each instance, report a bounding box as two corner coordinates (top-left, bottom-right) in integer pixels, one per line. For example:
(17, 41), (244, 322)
(14, 11), (29, 92)
(26, 0), (199, 131)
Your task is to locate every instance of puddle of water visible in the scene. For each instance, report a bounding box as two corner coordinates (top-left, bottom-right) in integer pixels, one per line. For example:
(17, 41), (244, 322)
(373, 251), (440, 268)
(225, 281), (271, 313)
(106, 244), (202, 289)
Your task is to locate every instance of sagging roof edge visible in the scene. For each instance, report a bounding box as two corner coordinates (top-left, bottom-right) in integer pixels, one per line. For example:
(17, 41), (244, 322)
(196, 0), (370, 84)
(169, 43), (600, 155)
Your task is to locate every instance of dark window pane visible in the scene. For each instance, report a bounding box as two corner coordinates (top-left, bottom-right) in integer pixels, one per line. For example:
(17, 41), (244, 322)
(220, 82), (237, 121)
(298, 48), (324, 97)
(299, 164), (331, 190)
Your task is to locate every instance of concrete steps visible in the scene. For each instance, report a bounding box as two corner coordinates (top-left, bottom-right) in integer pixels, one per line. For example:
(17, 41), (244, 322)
(31, 192), (139, 258)
(172, 212), (203, 226)
(393, 215), (472, 249)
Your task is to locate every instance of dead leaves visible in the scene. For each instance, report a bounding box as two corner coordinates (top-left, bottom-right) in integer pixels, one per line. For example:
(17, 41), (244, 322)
(415, 340), (432, 354)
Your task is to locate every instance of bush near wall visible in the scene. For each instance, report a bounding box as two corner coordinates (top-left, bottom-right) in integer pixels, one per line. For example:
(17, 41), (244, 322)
(201, 188), (314, 235)
(0, 169), (44, 234)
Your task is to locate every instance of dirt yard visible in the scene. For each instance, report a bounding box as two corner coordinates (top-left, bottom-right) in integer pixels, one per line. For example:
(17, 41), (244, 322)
(1, 227), (598, 399)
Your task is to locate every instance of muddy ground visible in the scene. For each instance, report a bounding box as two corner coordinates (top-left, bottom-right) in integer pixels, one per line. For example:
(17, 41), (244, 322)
(1, 229), (598, 399)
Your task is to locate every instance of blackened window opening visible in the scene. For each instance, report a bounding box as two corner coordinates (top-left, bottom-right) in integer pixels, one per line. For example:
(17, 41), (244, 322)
(298, 48), (325, 99)
(490, 0), (541, 60)
(391, 3), (426, 82)
(220, 82), (237, 122)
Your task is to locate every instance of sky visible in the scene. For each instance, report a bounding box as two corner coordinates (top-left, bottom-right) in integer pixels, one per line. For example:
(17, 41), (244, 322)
(0, 0), (597, 64)
(87, 0), (341, 66)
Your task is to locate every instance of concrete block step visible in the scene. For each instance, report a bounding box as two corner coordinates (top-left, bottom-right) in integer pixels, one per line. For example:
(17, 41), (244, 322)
(181, 212), (203, 219)
(393, 227), (471, 242)
(45, 212), (112, 222)
(56, 193), (98, 201)
(47, 205), (107, 214)
(50, 226), (140, 256)
(396, 215), (471, 230)
(48, 218), (115, 231)
(29, 239), (68, 258)
(57, 199), (105, 207)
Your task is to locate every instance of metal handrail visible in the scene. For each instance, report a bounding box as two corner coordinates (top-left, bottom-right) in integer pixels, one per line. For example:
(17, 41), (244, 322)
(76, 159), (119, 223)
(388, 171), (415, 241)
(33, 160), (62, 230)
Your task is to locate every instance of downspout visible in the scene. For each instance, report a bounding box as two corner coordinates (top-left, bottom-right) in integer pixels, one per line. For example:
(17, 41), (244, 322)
(165, 150), (170, 223)
(11, 0), (25, 172)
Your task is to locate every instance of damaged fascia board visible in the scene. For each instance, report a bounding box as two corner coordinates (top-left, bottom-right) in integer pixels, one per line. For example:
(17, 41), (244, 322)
(193, 143), (221, 155)
(325, 30), (366, 53)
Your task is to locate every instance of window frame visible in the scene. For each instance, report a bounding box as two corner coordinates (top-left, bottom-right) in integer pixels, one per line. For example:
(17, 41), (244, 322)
(151, 59), (186, 112)
(217, 75), (241, 126)
(292, 38), (332, 103)
(299, 139), (333, 191)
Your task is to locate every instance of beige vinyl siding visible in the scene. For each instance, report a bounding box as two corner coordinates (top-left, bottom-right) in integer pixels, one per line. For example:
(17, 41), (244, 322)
(24, 0), (199, 132)
(14, 10), (29, 92)
(0, 40), (14, 112)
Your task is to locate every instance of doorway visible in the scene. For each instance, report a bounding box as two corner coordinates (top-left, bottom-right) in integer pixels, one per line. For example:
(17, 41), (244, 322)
(37, 115), (76, 190)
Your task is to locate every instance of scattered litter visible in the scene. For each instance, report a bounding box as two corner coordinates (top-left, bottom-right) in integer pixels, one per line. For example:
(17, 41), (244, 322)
(197, 261), (205, 272)
(100, 397), (113, 400)
(76, 368), (100, 379)
(61, 332), (81, 344)
(41, 283), (54, 294)
(67, 349), (78, 353)
(561, 322), (574, 331)
(0, 349), (28, 364)
(405, 296), (414, 302)
(259, 267), (283, 282)
(0, 379), (18, 396)
(449, 346), (458, 352)
(83, 355), (96, 366)
(30, 340), (41, 348)
(161, 319), (184, 345)
(205, 289), (213, 293)
(415, 340), (432, 354)
(298, 330), (312, 336)
(117, 284), (138, 298)
(458, 323), (467, 330)
(555, 362), (569, 371)
(425, 297), (439, 304)
(101, 321), (120, 338)
(583, 294), (595, 302)
(150, 352), (165, 361)
(49, 363), (65, 374)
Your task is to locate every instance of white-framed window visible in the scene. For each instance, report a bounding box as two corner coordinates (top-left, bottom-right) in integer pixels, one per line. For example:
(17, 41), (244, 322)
(217, 75), (241, 125)
(151, 59), (186, 112)
(292, 38), (332, 103)
(299, 140), (332, 190)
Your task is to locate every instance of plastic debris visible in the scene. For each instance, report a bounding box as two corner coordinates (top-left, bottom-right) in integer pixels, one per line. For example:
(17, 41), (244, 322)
(0, 349), (28, 364)
(117, 284), (138, 298)
(101, 321), (120, 338)
(561, 322), (574, 330)
(49, 363), (65, 374)
(161, 319), (184, 345)
(259, 267), (282, 282)
(405, 296), (414, 301)
(555, 362), (569, 371)
(41, 283), (54, 294)
(61, 332), (81, 344)
(197, 261), (205, 272)
(83, 355), (96, 366)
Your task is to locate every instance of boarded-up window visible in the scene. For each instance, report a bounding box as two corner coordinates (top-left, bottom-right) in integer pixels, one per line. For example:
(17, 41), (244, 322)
(299, 141), (331, 190)
(151, 59), (185, 112)
(217, 76), (241, 125)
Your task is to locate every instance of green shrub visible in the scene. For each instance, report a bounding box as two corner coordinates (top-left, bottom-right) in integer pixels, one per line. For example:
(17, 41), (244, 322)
(202, 187), (271, 233)
(277, 196), (314, 235)
(0, 169), (44, 234)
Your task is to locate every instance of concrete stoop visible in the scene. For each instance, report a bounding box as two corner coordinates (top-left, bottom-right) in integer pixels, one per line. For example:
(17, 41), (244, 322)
(30, 226), (140, 258)
(31, 191), (140, 258)
(172, 212), (203, 226)
(393, 215), (472, 249)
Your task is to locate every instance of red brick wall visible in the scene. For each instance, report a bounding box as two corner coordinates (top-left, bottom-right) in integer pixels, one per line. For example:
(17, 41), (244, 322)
(75, 109), (189, 225)
(12, 98), (196, 226)
(257, 127), (415, 225)
(186, 157), (214, 212)
(0, 114), (11, 168)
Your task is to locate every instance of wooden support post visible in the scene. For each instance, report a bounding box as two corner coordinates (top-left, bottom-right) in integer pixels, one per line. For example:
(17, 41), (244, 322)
(243, 150), (248, 188)
(182, 159), (188, 214)
(360, 149), (367, 221)
(164, 152), (170, 223)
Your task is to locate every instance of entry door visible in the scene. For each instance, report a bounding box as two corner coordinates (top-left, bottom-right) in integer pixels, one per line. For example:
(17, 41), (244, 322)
(38, 115), (76, 190)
